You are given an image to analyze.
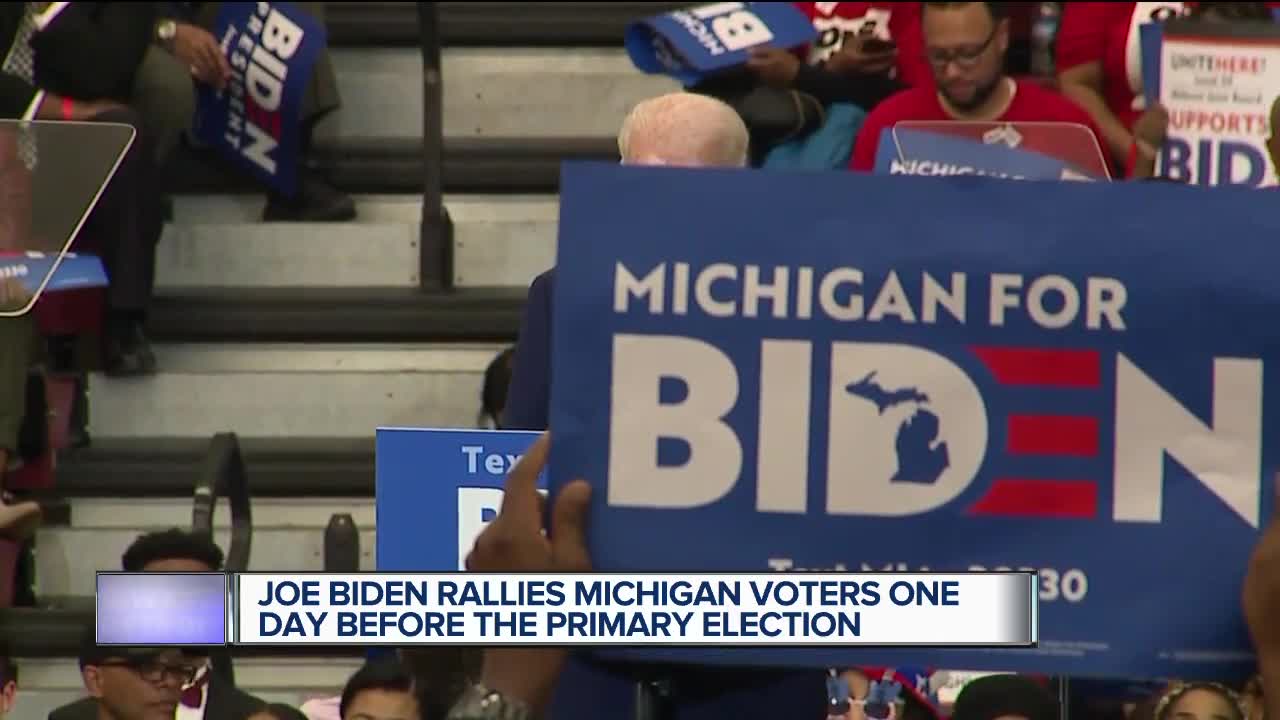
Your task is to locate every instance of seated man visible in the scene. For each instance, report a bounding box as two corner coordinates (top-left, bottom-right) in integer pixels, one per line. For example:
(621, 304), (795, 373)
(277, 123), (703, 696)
(847, 1), (1105, 172)
(339, 659), (420, 720)
(50, 529), (262, 720)
(1, 4), (165, 374)
(76, 643), (189, 720)
(125, 2), (353, 221)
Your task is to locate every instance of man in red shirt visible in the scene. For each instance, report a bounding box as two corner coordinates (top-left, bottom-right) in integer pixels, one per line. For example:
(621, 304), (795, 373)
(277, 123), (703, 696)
(849, 1), (1106, 172)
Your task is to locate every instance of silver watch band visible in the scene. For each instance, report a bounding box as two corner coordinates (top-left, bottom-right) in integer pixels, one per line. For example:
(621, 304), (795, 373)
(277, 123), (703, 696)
(447, 683), (534, 720)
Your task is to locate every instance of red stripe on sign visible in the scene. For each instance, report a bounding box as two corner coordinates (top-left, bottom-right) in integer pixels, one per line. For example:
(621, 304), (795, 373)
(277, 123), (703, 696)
(968, 479), (1098, 518)
(970, 347), (1101, 388)
(1007, 415), (1099, 457)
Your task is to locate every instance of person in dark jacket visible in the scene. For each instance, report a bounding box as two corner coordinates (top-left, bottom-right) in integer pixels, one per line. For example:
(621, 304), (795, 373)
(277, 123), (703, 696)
(0, 3), (165, 374)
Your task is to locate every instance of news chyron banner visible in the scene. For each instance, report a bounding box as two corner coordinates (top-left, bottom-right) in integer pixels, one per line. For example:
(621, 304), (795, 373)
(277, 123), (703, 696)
(874, 122), (1111, 181)
(94, 571), (1036, 648)
(548, 162), (1280, 679)
(376, 428), (545, 574)
(626, 2), (817, 86)
(1143, 18), (1280, 187)
(194, 1), (325, 196)
(0, 120), (131, 317)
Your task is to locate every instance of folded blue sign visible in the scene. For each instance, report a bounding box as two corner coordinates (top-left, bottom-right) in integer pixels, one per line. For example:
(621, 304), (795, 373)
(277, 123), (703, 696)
(626, 2), (817, 86)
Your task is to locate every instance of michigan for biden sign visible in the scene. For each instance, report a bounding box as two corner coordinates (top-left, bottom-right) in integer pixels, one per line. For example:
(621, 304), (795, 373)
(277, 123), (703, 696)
(548, 162), (1280, 679)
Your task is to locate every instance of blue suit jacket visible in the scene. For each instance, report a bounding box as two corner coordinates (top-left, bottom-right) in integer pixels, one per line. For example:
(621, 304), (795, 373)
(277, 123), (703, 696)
(505, 269), (826, 720)
(505, 269), (555, 431)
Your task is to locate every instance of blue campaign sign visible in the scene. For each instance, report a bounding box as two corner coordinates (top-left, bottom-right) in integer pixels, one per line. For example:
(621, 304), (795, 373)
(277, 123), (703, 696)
(0, 252), (107, 295)
(193, 1), (325, 196)
(376, 428), (542, 573)
(626, 2), (817, 86)
(873, 128), (1104, 181)
(548, 161), (1278, 679)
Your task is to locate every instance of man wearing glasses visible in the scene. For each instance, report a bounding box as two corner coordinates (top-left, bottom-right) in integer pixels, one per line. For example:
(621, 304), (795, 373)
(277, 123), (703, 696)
(77, 645), (192, 720)
(847, 1), (1105, 172)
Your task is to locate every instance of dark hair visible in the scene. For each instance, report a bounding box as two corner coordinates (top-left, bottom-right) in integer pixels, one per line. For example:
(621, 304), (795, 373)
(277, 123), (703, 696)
(480, 347), (515, 428)
(255, 704), (309, 720)
(923, 2), (1009, 22)
(121, 528), (224, 572)
(398, 648), (482, 720)
(1189, 2), (1274, 21)
(340, 659), (416, 720)
(0, 655), (17, 687)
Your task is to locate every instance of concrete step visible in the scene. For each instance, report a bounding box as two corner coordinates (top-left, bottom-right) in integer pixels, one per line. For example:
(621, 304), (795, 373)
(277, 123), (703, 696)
(156, 195), (555, 290)
(87, 343), (506, 439)
(326, 47), (676, 140)
(13, 657), (359, 720)
(35, 497), (376, 598)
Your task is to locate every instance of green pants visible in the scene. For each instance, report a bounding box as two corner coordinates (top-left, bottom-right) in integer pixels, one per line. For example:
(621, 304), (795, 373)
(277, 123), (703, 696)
(0, 315), (34, 454)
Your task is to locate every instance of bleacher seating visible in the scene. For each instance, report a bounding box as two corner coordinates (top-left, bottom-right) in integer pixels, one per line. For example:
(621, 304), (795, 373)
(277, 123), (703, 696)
(10, 4), (681, 717)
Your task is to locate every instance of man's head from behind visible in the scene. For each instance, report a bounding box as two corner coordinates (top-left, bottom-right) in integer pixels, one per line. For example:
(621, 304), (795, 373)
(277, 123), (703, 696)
(121, 528), (224, 573)
(618, 93), (749, 168)
(340, 659), (420, 720)
(79, 646), (191, 720)
(922, 2), (1010, 112)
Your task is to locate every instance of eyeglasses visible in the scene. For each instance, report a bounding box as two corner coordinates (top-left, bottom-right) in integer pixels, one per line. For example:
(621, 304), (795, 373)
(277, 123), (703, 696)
(98, 660), (197, 686)
(925, 25), (999, 69)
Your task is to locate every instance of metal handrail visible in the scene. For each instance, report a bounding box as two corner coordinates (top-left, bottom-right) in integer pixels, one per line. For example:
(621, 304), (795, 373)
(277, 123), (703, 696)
(417, 2), (454, 290)
(192, 432), (252, 573)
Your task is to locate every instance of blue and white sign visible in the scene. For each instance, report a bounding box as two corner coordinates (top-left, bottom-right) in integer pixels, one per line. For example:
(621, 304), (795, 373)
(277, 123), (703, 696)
(874, 125), (1108, 181)
(0, 252), (107, 295)
(547, 161), (1279, 679)
(194, 1), (325, 196)
(376, 429), (543, 573)
(625, 2), (817, 86)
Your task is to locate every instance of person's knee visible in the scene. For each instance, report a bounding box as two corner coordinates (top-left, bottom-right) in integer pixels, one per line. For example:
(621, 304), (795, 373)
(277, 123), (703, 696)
(130, 47), (195, 162)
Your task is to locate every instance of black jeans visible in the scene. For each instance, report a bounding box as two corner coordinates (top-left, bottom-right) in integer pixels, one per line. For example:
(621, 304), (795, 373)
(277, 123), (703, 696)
(80, 106), (163, 317)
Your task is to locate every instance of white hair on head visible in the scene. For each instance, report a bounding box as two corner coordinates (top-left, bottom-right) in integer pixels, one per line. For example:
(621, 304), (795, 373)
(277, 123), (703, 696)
(617, 92), (749, 168)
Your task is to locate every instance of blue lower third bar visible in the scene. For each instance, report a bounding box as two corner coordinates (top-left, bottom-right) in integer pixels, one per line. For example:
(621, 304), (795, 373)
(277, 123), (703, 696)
(96, 572), (228, 646)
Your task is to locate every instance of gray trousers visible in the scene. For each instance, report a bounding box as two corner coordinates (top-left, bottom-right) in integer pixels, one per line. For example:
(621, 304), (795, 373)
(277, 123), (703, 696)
(129, 2), (342, 166)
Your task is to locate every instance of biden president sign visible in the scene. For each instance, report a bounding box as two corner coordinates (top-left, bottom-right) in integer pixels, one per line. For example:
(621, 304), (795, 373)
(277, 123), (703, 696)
(547, 163), (1280, 679)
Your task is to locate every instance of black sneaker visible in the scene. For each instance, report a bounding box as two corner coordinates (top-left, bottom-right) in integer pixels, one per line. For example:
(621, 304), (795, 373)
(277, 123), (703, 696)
(262, 170), (357, 222)
(104, 325), (157, 377)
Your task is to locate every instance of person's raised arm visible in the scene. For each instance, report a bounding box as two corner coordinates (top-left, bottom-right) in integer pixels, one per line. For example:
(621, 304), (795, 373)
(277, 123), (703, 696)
(453, 433), (593, 719)
(1058, 61), (1133, 166)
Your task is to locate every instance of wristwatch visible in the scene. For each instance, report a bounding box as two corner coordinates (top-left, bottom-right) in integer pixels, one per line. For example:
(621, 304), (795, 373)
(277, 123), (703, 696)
(155, 19), (177, 49)
(447, 683), (533, 720)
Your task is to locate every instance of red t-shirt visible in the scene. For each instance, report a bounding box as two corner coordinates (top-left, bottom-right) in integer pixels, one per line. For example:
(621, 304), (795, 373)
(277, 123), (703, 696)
(1055, 2), (1280, 132)
(793, 2), (933, 89)
(848, 78), (1107, 172)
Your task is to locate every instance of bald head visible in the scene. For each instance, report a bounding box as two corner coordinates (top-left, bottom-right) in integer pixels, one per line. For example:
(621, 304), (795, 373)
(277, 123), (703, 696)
(617, 93), (749, 168)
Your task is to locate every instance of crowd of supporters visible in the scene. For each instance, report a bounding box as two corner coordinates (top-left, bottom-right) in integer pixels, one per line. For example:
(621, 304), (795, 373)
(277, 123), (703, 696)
(0, 1), (1278, 719)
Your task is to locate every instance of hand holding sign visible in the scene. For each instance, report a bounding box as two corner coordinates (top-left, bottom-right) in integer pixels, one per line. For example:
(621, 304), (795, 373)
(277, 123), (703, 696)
(464, 433), (592, 717)
(173, 22), (231, 90)
(464, 433), (592, 575)
(745, 47), (801, 87)
(626, 2), (818, 86)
